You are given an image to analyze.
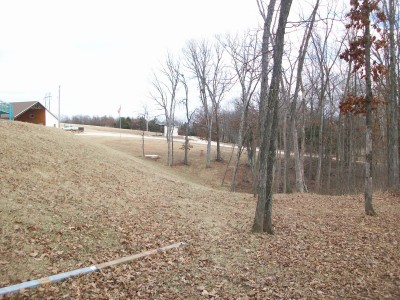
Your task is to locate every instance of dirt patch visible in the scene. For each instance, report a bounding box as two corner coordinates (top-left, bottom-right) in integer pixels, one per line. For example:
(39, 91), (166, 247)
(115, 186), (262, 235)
(0, 120), (399, 299)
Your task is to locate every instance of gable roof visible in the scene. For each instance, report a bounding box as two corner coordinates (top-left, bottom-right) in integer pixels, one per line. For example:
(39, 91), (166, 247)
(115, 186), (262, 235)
(0, 101), (59, 121)
(10, 101), (42, 118)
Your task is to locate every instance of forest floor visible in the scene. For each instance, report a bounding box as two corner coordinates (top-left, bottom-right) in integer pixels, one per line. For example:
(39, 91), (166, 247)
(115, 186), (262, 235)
(0, 121), (399, 299)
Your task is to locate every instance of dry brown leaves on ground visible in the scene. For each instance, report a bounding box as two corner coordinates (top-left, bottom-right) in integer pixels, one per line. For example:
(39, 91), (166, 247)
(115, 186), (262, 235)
(0, 120), (399, 299)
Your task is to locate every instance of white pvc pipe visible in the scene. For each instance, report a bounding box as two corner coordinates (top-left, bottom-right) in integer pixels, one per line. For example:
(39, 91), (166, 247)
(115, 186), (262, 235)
(0, 242), (186, 296)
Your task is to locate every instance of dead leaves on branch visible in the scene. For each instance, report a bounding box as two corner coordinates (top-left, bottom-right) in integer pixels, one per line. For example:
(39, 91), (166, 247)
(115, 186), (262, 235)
(339, 94), (387, 114)
(341, 0), (388, 78)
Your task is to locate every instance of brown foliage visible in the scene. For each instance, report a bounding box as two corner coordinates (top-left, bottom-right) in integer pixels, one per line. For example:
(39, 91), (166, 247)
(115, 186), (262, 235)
(339, 0), (388, 115)
(339, 94), (387, 114)
(340, 0), (387, 77)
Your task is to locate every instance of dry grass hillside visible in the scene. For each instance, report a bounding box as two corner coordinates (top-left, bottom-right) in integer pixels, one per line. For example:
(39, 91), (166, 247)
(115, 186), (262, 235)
(0, 120), (399, 299)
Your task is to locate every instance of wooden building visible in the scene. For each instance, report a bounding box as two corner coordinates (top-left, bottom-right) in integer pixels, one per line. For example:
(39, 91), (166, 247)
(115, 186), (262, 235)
(1, 101), (59, 127)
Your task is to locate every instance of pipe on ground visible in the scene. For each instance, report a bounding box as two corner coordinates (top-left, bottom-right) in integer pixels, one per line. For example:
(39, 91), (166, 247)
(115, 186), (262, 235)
(0, 241), (186, 296)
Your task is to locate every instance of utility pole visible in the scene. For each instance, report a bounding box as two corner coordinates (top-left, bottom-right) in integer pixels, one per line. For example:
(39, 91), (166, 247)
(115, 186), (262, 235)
(44, 93), (51, 110)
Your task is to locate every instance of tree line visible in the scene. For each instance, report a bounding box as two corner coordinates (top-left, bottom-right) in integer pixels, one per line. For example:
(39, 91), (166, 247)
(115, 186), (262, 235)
(62, 115), (162, 132)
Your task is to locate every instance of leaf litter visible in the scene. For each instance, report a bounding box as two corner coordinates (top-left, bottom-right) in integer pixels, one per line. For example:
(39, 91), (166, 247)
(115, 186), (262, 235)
(0, 120), (399, 299)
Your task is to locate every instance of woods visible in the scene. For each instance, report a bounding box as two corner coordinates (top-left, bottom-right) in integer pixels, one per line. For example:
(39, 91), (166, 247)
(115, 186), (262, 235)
(144, 0), (400, 231)
(64, 0), (399, 222)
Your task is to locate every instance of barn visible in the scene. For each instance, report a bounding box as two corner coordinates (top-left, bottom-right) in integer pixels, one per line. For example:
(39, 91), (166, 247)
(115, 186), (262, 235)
(1, 101), (59, 127)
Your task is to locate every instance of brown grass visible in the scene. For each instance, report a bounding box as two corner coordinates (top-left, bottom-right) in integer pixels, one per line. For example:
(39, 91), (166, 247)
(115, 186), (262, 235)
(0, 121), (399, 299)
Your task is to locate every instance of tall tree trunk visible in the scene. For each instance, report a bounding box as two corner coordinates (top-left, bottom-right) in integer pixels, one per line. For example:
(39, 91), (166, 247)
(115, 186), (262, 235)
(292, 119), (306, 192)
(327, 116), (333, 191)
(387, 0), (399, 187)
(315, 73), (326, 192)
(308, 96), (314, 183)
(215, 109), (222, 161)
(347, 114), (353, 191)
(184, 123), (189, 165)
(253, 0), (293, 234)
(252, 0), (277, 228)
(290, 0), (319, 193)
(167, 118), (172, 167)
(300, 86), (308, 192)
(206, 114), (213, 168)
(336, 114), (343, 189)
(364, 11), (376, 216)
(283, 111), (290, 193)
(277, 129), (283, 192)
(171, 132), (174, 166)
(231, 105), (249, 191)
(315, 97), (324, 192)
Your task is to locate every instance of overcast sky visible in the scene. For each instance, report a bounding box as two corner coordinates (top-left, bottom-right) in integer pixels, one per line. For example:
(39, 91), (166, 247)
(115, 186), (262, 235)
(0, 0), (265, 119)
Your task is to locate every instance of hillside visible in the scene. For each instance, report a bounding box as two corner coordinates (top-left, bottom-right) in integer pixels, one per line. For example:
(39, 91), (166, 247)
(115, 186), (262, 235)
(0, 120), (399, 299)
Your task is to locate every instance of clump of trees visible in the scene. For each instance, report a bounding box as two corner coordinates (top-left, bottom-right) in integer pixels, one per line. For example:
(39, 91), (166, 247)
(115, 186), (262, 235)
(148, 0), (400, 232)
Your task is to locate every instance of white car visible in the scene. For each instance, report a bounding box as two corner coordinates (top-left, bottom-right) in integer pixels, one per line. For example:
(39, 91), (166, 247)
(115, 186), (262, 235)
(63, 125), (84, 133)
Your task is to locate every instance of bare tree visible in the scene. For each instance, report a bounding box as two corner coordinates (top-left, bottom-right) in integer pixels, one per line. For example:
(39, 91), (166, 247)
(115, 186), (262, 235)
(253, 0), (293, 234)
(387, 0), (399, 187)
(205, 40), (231, 162)
(311, 13), (344, 192)
(184, 40), (213, 167)
(222, 30), (261, 192)
(288, 0), (320, 193)
(363, 4), (376, 215)
(180, 73), (196, 165)
(184, 39), (230, 167)
(150, 53), (181, 167)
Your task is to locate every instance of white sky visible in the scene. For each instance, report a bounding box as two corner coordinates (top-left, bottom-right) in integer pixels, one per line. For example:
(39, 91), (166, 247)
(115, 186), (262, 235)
(0, 0), (263, 119)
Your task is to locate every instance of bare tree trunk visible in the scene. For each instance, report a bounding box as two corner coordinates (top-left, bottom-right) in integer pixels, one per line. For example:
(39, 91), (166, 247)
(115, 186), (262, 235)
(308, 91), (315, 183)
(387, 0), (399, 187)
(224, 30), (261, 192)
(142, 131), (145, 157)
(150, 54), (180, 167)
(283, 113), (289, 193)
(207, 116), (213, 168)
(327, 117), (333, 192)
(222, 143), (236, 187)
(231, 108), (248, 191)
(171, 131), (174, 166)
(252, 0), (277, 229)
(364, 12), (376, 216)
(253, 0), (293, 234)
(180, 74), (194, 166)
(300, 86), (308, 192)
(183, 40), (220, 169)
(347, 114), (353, 191)
(290, 0), (319, 193)
(315, 97), (324, 192)
(292, 119), (306, 192)
(277, 130), (282, 192)
(215, 109), (222, 161)
(337, 113), (343, 188)
(184, 126), (189, 165)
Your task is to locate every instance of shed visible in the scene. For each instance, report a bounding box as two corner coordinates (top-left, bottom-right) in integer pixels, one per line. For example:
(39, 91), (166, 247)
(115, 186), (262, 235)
(156, 122), (179, 137)
(1, 101), (59, 127)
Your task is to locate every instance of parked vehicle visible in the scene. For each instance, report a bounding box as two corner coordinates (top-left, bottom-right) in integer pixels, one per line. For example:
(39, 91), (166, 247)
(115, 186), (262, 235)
(63, 125), (84, 133)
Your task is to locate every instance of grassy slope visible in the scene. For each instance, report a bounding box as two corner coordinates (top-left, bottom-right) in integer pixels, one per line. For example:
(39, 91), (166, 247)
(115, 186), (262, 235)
(0, 120), (399, 299)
